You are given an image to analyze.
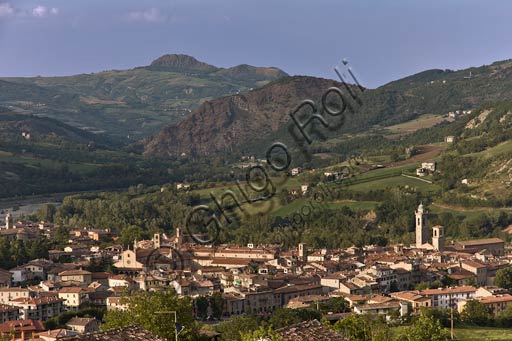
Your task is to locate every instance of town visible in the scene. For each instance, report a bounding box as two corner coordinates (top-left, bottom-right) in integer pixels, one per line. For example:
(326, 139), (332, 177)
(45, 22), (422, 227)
(0, 201), (510, 340)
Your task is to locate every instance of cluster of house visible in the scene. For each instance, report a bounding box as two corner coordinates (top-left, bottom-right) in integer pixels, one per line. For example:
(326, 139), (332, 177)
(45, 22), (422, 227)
(416, 161), (436, 177)
(448, 110), (472, 119)
(0, 203), (512, 339)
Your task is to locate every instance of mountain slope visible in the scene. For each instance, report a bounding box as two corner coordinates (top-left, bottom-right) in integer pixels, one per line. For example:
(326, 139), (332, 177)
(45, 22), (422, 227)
(144, 76), (342, 156)
(144, 58), (512, 157)
(0, 54), (288, 139)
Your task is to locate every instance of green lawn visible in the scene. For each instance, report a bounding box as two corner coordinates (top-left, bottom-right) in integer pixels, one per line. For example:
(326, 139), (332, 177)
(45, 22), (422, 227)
(465, 139), (512, 158)
(385, 114), (449, 134)
(346, 174), (439, 193)
(453, 327), (512, 340)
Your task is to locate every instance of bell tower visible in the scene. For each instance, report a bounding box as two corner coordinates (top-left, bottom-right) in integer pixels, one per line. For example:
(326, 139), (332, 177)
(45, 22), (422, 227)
(415, 203), (428, 248)
(432, 225), (445, 251)
(5, 212), (12, 230)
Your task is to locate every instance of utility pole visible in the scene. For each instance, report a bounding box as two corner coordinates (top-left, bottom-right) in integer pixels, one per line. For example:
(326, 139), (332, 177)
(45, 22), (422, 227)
(155, 311), (184, 341)
(450, 307), (454, 340)
(449, 295), (454, 340)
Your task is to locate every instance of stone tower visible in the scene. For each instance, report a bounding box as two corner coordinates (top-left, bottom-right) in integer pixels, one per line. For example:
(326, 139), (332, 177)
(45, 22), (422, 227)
(153, 233), (161, 249)
(432, 225), (445, 251)
(415, 203), (428, 248)
(5, 212), (12, 230)
(175, 227), (183, 247)
(298, 243), (307, 261)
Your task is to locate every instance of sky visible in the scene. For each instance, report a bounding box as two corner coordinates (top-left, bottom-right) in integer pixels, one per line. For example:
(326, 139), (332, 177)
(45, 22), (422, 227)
(1, 0), (512, 88)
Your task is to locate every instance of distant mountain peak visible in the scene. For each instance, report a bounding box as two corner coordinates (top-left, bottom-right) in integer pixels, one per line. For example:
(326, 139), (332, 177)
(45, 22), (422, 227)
(148, 54), (219, 73)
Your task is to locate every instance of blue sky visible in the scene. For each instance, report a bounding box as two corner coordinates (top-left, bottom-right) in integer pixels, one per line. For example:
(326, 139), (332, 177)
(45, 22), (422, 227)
(1, 0), (512, 88)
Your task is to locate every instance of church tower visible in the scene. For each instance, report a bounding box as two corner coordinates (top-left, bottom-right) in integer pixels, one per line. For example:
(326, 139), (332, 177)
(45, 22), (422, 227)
(153, 233), (161, 249)
(432, 225), (445, 251)
(5, 212), (12, 230)
(415, 203), (428, 248)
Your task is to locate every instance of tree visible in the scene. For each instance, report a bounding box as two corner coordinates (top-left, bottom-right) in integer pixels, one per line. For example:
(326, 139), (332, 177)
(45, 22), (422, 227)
(269, 308), (321, 329)
(333, 313), (390, 341)
(494, 267), (512, 291)
(195, 297), (209, 320)
(419, 307), (460, 328)
(414, 282), (429, 290)
(119, 225), (145, 247)
(217, 315), (260, 341)
(102, 289), (198, 340)
(318, 297), (348, 314)
(209, 292), (224, 319)
(460, 300), (492, 326)
(36, 203), (57, 222)
(496, 304), (512, 327)
(269, 308), (302, 329)
(399, 314), (450, 341)
(241, 325), (283, 341)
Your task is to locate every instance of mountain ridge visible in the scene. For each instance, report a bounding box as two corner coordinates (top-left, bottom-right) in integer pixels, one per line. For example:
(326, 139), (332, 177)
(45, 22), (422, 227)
(144, 57), (512, 157)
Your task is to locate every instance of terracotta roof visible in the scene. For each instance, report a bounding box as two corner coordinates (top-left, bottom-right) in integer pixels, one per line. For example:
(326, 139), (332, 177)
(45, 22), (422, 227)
(0, 319), (44, 333)
(36, 329), (79, 338)
(59, 287), (84, 294)
(67, 317), (97, 327)
(91, 272), (110, 279)
(60, 325), (166, 341)
(476, 294), (512, 304)
(420, 285), (477, 295)
(461, 260), (486, 268)
(59, 270), (92, 276)
(458, 238), (504, 247)
(276, 319), (347, 341)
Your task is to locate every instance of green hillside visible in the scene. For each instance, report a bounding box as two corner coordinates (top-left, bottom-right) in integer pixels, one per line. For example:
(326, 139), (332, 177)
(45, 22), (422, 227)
(0, 54), (287, 139)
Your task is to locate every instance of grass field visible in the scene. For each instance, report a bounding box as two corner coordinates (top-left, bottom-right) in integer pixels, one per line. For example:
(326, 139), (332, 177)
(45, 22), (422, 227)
(346, 174), (439, 193)
(466, 139), (512, 158)
(453, 327), (512, 340)
(385, 114), (450, 135)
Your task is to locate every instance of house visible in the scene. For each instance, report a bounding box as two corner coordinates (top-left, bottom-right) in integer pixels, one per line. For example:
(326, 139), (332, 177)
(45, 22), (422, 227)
(457, 294), (512, 316)
(0, 288), (33, 304)
(390, 291), (432, 313)
(445, 136), (455, 143)
(353, 300), (406, 317)
(59, 270), (92, 285)
(58, 287), (89, 311)
(23, 259), (54, 280)
(106, 297), (128, 311)
(456, 238), (505, 256)
(291, 167), (302, 176)
(418, 285), (477, 309)
(66, 317), (101, 334)
(301, 184), (308, 194)
(10, 266), (30, 284)
(0, 304), (21, 323)
(461, 260), (488, 286)
(0, 319), (45, 341)
(108, 274), (134, 288)
(176, 183), (191, 191)
(9, 296), (64, 321)
(170, 280), (192, 296)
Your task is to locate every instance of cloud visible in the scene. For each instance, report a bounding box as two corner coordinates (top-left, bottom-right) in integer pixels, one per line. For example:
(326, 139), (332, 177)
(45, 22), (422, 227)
(127, 8), (165, 23)
(0, 2), (14, 17)
(0, 3), (58, 19)
(32, 5), (58, 18)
